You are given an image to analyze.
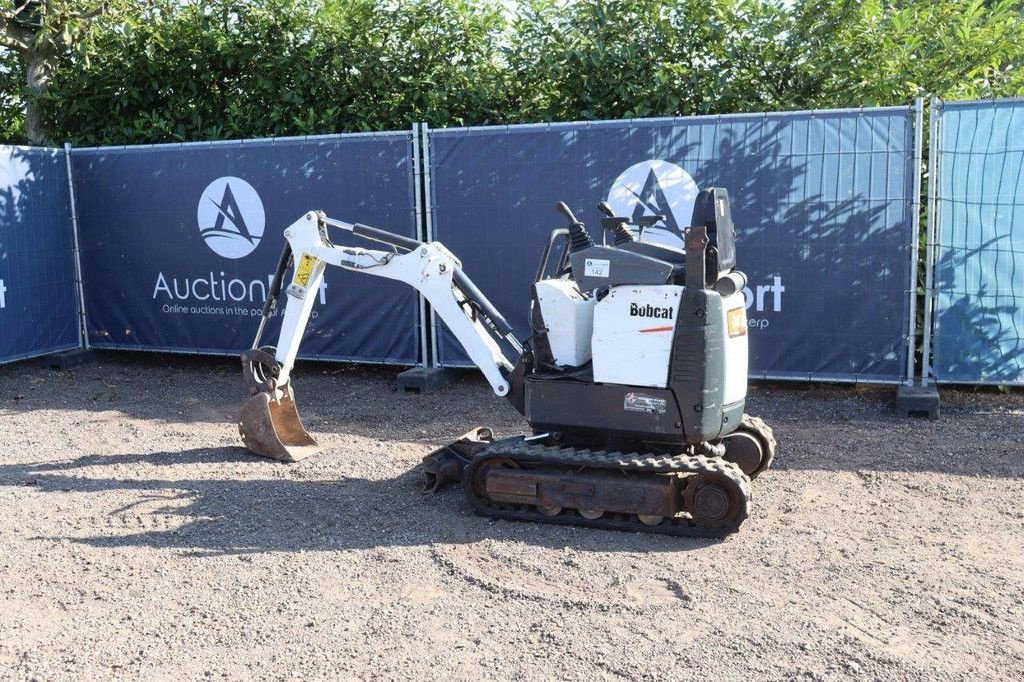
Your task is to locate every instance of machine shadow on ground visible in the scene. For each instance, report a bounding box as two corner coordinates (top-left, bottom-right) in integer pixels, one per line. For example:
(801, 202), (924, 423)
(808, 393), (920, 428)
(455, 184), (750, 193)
(0, 447), (727, 555)
(2, 353), (1023, 481)
(3, 381), (1023, 556)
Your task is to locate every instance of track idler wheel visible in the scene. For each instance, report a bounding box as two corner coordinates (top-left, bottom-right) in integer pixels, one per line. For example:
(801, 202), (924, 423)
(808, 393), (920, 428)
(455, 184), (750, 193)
(720, 414), (777, 479)
(720, 431), (762, 477)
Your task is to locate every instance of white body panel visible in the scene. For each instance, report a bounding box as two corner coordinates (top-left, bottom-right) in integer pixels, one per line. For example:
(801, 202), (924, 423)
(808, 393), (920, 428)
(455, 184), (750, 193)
(592, 285), (748, 405)
(592, 285), (682, 388)
(535, 278), (595, 367)
(721, 290), (748, 405)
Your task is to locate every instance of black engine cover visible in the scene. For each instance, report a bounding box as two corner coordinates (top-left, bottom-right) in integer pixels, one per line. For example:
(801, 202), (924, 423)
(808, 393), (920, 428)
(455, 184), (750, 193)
(523, 374), (685, 445)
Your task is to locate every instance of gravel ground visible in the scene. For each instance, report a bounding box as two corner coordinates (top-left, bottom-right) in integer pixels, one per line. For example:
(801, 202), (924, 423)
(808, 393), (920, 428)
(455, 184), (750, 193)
(0, 352), (1022, 681)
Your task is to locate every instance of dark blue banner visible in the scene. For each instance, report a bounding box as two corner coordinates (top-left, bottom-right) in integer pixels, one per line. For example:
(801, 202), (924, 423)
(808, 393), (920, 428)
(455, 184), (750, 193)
(71, 133), (420, 363)
(0, 146), (80, 364)
(427, 109), (917, 382)
(932, 99), (1024, 385)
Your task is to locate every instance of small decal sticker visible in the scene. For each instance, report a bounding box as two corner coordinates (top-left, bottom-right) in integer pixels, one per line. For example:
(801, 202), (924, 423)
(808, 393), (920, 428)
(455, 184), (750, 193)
(293, 253), (317, 288)
(623, 392), (668, 415)
(584, 258), (610, 278)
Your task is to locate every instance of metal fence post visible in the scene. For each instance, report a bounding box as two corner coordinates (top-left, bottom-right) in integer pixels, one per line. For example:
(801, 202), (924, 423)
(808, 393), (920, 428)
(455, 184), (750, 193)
(411, 123), (429, 367)
(63, 142), (89, 350)
(921, 98), (942, 387)
(421, 122), (440, 368)
(906, 98), (924, 384)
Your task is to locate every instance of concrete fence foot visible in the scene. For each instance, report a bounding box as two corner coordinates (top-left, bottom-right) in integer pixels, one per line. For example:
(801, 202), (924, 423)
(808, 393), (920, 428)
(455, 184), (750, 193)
(896, 383), (940, 419)
(40, 348), (94, 371)
(397, 366), (453, 394)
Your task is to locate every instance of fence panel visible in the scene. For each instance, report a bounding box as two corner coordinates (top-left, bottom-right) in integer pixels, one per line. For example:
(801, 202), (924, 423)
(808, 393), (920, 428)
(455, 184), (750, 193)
(427, 108), (918, 382)
(928, 98), (1024, 385)
(0, 146), (80, 364)
(71, 132), (420, 364)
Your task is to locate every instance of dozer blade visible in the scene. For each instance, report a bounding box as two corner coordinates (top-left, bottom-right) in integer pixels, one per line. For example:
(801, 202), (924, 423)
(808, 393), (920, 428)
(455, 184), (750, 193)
(421, 426), (495, 493)
(238, 386), (318, 462)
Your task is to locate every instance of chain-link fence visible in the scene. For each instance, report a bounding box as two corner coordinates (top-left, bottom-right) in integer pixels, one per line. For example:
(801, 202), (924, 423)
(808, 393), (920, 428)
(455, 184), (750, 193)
(924, 98), (1024, 385)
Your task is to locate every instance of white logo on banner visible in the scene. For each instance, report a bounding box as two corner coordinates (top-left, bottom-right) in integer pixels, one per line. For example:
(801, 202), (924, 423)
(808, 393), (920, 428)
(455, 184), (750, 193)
(197, 177), (266, 259)
(0, 278), (6, 309)
(606, 160), (698, 248)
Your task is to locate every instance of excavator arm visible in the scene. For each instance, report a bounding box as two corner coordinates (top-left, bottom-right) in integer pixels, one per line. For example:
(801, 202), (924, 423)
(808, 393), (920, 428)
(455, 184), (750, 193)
(239, 210), (521, 461)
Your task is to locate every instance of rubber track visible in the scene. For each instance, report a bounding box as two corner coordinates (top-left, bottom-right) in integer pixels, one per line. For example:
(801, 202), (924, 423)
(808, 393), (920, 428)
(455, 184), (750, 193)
(463, 440), (752, 539)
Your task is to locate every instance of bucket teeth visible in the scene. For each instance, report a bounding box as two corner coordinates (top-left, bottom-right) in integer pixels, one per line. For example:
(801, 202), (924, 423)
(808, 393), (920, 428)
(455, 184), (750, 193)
(238, 386), (318, 462)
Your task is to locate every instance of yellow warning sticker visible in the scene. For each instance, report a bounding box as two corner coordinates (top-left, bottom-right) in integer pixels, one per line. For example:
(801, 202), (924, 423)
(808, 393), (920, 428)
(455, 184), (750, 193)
(293, 253), (317, 288)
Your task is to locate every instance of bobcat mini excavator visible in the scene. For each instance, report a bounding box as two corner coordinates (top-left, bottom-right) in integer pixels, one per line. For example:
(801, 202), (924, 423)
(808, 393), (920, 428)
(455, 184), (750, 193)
(238, 188), (775, 537)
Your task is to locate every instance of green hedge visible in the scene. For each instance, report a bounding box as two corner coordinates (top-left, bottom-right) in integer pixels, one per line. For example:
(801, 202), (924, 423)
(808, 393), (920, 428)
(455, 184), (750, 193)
(1, 0), (1022, 145)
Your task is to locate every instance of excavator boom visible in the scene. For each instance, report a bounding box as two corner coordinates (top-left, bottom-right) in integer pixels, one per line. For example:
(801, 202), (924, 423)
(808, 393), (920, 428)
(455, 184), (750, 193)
(239, 211), (520, 461)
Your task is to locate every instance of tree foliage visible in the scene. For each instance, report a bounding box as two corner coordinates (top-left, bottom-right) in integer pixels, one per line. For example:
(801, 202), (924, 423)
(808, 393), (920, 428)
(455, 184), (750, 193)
(0, 0), (120, 142)
(0, 47), (22, 140)
(0, 0), (1020, 145)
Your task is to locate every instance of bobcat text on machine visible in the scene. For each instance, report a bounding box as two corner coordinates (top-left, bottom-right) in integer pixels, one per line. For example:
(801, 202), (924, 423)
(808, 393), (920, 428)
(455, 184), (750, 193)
(238, 188), (775, 538)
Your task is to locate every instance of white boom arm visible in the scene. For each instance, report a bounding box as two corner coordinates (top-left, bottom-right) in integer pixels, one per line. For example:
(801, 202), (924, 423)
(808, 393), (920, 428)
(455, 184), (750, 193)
(263, 211), (519, 397)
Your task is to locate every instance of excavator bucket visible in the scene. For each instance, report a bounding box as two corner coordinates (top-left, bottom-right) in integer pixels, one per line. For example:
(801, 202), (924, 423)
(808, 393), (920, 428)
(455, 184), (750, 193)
(238, 386), (318, 462)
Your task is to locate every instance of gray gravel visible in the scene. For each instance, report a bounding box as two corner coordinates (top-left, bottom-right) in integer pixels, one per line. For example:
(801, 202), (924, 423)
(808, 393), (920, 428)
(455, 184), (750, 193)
(0, 352), (1022, 680)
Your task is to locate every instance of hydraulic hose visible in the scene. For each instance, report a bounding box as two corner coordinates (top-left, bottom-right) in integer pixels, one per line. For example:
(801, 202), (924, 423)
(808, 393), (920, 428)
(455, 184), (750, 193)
(263, 243), (293, 317)
(453, 269), (514, 338)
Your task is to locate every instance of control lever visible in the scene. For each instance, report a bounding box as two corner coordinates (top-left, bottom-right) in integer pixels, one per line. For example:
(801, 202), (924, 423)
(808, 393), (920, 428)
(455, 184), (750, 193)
(598, 203), (629, 225)
(556, 201), (581, 225)
(555, 201), (594, 253)
(597, 201), (632, 246)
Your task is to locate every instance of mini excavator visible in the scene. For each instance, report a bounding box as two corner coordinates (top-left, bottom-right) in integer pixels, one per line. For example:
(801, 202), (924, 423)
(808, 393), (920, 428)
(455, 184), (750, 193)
(238, 189), (775, 537)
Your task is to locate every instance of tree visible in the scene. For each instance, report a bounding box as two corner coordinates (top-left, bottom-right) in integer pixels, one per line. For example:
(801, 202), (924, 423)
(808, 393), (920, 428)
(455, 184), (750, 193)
(0, 0), (118, 144)
(716, 0), (1024, 110)
(822, 0), (1024, 105)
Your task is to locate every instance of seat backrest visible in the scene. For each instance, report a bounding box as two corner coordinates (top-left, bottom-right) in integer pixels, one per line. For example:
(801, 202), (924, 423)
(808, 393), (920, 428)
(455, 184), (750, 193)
(690, 187), (736, 280)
